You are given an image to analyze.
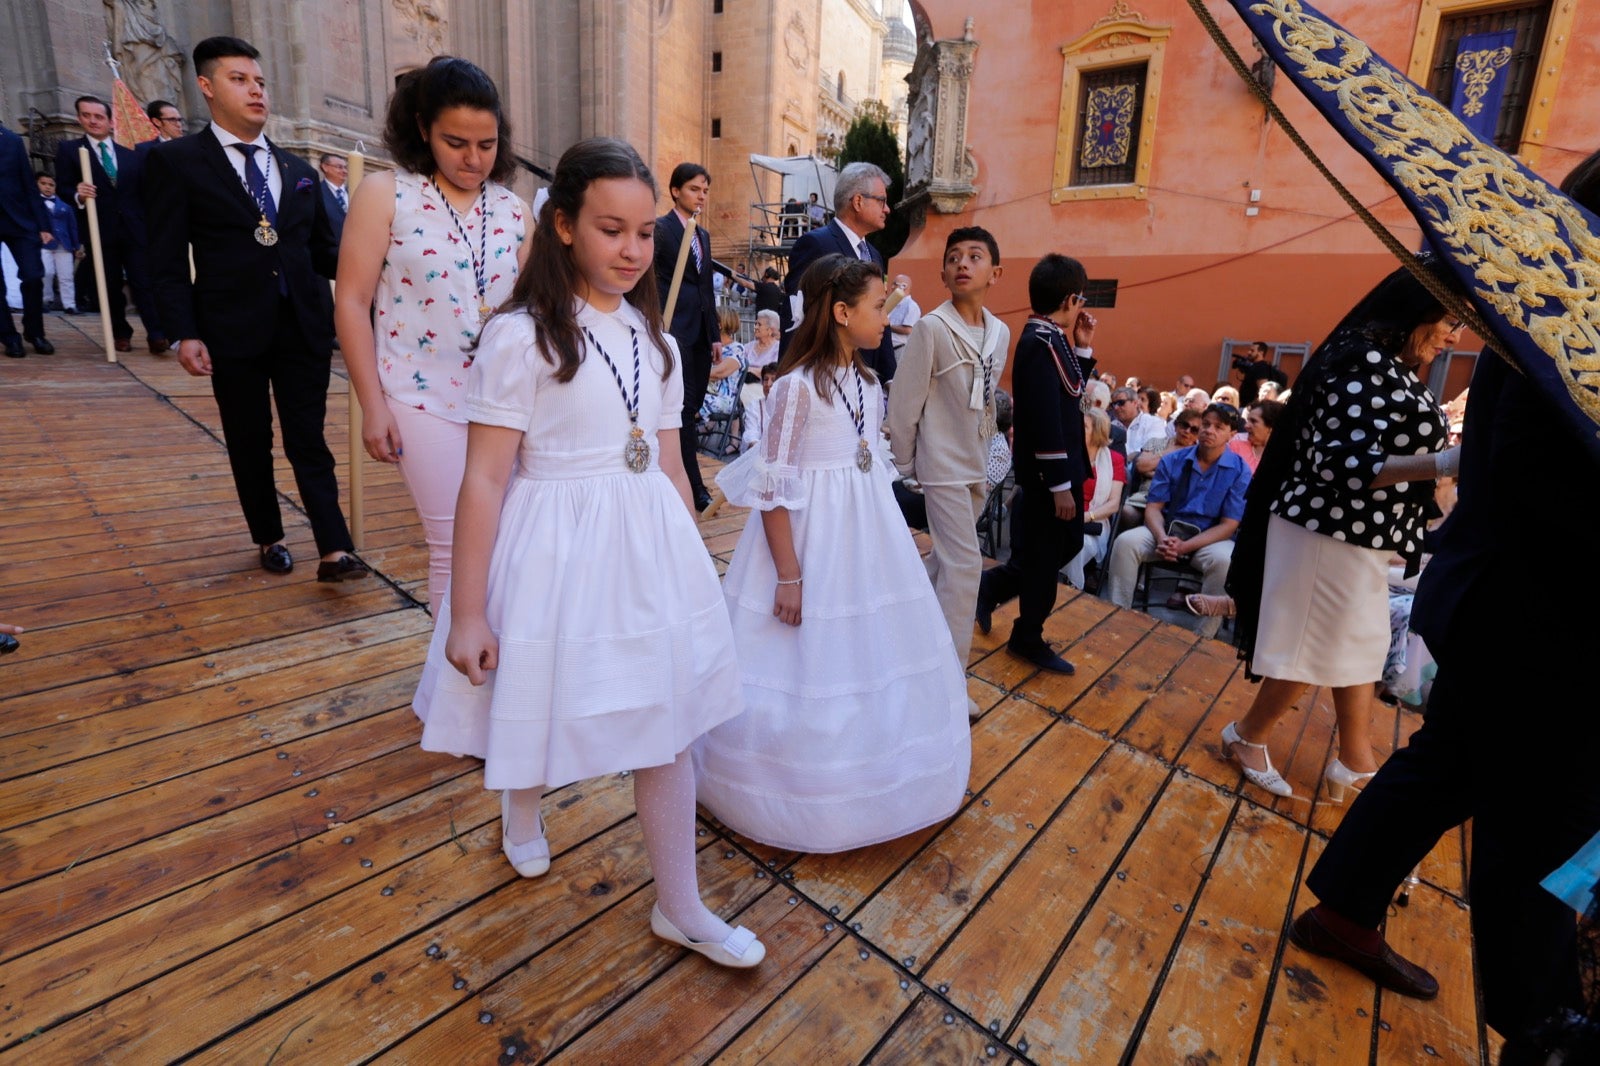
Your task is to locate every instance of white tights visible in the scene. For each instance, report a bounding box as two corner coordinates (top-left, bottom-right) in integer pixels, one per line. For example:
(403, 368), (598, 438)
(501, 749), (731, 945)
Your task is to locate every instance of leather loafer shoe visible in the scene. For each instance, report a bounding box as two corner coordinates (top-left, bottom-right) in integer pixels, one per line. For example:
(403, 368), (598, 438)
(113, 338), (133, 353)
(148, 336), (170, 354)
(316, 554), (370, 583)
(1288, 908), (1439, 1000)
(974, 592), (994, 636)
(693, 489), (714, 513)
(259, 543), (294, 574)
(26, 336), (54, 355)
(4, 337), (23, 358)
(1006, 640), (1075, 675)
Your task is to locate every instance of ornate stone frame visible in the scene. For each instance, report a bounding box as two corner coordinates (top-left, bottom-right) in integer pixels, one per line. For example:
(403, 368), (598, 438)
(899, 20), (980, 218)
(1050, 2), (1170, 204)
(1405, 0), (1575, 167)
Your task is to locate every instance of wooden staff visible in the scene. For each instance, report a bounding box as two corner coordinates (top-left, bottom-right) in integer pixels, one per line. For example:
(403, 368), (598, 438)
(344, 149), (366, 548)
(662, 212), (697, 331)
(78, 146), (116, 363)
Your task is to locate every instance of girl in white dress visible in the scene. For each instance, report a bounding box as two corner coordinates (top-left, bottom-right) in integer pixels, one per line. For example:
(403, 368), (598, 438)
(336, 57), (529, 607)
(695, 255), (972, 853)
(411, 138), (763, 968)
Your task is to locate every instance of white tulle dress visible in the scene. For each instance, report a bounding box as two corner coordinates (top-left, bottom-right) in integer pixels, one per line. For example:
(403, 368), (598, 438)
(412, 302), (744, 790)
(693, 366), (971, 853)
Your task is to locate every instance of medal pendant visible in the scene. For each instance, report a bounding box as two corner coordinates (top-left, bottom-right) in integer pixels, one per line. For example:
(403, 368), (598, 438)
(855, 438), (873, 472)
(624, 425), (651, 473)
(980, 409), (997, 441)
(254, 220), (279, 247)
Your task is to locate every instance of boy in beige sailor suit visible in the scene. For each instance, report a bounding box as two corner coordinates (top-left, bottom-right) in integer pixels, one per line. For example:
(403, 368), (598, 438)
(886, 227), (1008, 716)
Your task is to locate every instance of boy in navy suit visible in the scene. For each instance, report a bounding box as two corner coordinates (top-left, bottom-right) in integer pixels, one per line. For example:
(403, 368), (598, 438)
(36, 174), (81, 313)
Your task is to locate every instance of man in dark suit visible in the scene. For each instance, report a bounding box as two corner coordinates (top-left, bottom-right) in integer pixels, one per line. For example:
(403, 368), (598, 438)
(1288, 152), (1600, 1061)
(654, 162), (718, 511)
(143, 35), (366, 583)
(318, 153), (349, 244)
(784, 162), (897, 382)
(976, 254), (1098, 674)
(0, 122), (53, 357)
(143, 99), (185, 145)
(55, 95), (167, 353)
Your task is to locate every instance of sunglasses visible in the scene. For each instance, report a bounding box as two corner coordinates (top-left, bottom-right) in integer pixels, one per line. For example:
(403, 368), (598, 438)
(1174, 422), (1200, 434)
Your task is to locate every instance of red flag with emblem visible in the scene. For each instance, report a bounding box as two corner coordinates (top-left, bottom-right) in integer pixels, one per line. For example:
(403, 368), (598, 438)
(111, 78), (158, 149)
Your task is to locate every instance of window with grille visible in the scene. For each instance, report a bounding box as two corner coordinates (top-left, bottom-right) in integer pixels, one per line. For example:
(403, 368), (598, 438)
(1084, 279), (1119, 308)
(1071, 64), (1147, 187)
(1427, 2), (1549, 152)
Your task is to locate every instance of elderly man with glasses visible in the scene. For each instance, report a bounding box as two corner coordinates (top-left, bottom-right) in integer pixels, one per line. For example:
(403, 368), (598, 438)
(1111, 385), (1168, 458)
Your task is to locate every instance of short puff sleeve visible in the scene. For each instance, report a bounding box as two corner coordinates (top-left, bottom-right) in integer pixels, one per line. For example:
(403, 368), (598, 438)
(657, 332), (685, 430)
(465, 313), (540, 430)
(714, 372), (811, 510)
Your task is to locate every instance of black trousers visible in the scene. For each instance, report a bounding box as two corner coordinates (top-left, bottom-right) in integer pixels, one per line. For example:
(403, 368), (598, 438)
(209, 299), (353, 556)
(0, 233), (44, 341)
(677, 340), (711, 499)
(979, 482), (1083, 650)
(1306, 567), (1600, 1041)
(76, 225), (161, 340)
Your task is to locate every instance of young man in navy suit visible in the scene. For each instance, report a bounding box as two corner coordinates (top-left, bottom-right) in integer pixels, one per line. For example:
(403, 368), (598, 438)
(54, 95), (166, 353)
(654, 162), (718, 511)
(143, 35), (366, 583)
(784, 162), (898, 382)
(0, 122), (53, 357)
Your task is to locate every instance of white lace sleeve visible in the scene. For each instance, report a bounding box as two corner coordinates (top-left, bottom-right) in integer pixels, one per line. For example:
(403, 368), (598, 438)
(714, 372), (811, 510)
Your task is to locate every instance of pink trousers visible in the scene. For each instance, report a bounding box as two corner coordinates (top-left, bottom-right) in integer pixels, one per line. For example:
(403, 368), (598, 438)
(386, 398), (468, 609)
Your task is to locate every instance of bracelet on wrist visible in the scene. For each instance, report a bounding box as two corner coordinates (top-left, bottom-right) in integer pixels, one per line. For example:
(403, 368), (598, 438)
(776, 576), (803, 586)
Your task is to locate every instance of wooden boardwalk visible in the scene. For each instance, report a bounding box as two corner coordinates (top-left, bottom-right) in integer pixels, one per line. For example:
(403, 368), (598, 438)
(1, 319), (1492, 1063)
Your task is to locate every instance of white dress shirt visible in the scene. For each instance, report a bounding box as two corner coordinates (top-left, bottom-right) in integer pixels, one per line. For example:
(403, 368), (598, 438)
(210, 121), (282, 207)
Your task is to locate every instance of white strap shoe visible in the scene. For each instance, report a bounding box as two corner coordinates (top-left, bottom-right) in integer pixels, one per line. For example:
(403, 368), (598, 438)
(651, 904), (766, 969)
(1323, 759), (1377, 804)
(1222, 721), (1294, 797)
(500, 790), (550, 878)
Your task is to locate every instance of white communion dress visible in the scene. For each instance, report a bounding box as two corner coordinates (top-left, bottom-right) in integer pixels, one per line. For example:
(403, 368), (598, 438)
(693, 366), (971, 853)
(412, 302), (744, 789)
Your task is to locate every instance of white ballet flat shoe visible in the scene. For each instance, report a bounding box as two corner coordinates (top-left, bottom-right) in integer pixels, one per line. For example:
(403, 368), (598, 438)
(1323, 759), (1377, 804)
(500, 790), (550, 878)
(650, 904), (766, 969)
(1222, 721), (1294, 798)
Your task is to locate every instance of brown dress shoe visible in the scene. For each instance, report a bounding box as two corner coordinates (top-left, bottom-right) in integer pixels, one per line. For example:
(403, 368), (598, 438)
(113, 338), (133, 353)
(1288, 907), (1439, 999)
(148, 336), (171, 354)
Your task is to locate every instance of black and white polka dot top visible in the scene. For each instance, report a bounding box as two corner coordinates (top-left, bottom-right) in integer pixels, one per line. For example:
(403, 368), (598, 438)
(1270, 348), (1445, 560)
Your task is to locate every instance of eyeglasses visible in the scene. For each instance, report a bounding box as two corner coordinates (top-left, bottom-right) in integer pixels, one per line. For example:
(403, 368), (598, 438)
(858, 193), (889, 206)
(1174, 422), (1199, 435)
(1111, 398), (1132, 407)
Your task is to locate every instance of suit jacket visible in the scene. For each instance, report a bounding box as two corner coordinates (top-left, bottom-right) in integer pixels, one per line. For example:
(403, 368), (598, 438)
(753, 278), (791, 335)
(785, 219), (897, 381)
(54, 135), (141, 243)
(320, 180), (347, 243)
(142, 128), (338, 357)
(653, 209), (717, 355)
(0, 125), (50, 243)
(1010, 319), (1095, 494)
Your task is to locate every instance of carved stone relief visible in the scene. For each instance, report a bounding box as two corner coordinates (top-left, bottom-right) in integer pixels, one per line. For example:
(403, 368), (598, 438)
(395, 0), (448, 60)
(105, 0), (184, 106)
(900, 22), (979, 215)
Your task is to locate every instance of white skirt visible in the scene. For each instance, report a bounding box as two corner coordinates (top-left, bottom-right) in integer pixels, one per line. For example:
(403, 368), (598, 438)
(692, 456), (971, 854)
(412, 468), (744, 791)
(1252, 513), (1391, 688)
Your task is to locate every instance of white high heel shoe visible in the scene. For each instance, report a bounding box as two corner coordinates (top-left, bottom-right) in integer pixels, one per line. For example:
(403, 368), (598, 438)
(500, 790), (550, 878)
(1323, 760), (1376, 804)
(1221, 721), (1294, 797)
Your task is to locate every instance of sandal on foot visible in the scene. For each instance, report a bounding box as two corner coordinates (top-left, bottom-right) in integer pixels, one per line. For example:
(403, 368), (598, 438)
(1184, 593), (1236, 618)
(651, 904), (766, 969)
(1222, 721), (1293, 797)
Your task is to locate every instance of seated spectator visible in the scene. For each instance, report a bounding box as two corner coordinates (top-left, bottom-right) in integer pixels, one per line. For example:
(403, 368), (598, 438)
(1099, 370), (1119, 389)
(781, 197), (803, 239)
(1064, 407), (1126, 588)
(1256, 379), (1283, 401)
(699, 307), (749, 439)
(1181, 386), (1211, 413)
(1114, 385), (1168, 457)
(1227, 399), (1283, 472)
(1124, 376), (1142, 390)
(986, 387), (1014, 495)
(806, 192), (826, 230)
(743, 308), (781, 381)
(740, 361), (781, 453)
(1106, 403), (1250, 638)
(1213, 385), (1241, 408)
(1156, 390), (1178, 422)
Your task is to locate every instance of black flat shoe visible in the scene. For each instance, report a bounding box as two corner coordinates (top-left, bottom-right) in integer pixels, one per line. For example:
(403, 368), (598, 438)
(0, 633), (19, 655)
(1288, 908), (1439, 1000)
(975, 592), (994, 636)
(1006, 640), (1075, 674)
(316, 555), (370, 583)
(26, 336), (54, 355)
(259, 543), (294, 574)
(4, 337), (24, 358)
(693, 489), (714, 513)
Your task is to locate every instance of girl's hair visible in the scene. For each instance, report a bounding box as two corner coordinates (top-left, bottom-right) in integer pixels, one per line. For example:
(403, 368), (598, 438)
(717, 306), (742, 338)
(495, 137), (671, 383)
(1084, 407), (1112, 449)
(384, 57), (515, 184)
(776, 254), (882, 404)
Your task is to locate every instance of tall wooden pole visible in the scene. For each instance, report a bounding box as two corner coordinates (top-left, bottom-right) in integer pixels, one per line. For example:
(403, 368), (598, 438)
(78, 147), (116, 363)
(344, 151), (366, 549)
(662, 213), (696, 331)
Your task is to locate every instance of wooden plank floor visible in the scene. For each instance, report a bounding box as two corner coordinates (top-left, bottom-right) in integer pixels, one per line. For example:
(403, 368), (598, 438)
(1, 317), (1492, 1063)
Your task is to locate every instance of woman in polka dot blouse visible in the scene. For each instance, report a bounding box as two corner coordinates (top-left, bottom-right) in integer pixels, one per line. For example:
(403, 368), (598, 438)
(1219, 257), (1465, 800)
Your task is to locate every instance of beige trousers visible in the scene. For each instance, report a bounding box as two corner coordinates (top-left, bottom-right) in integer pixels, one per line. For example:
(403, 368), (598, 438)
(921, 480), (987, 670)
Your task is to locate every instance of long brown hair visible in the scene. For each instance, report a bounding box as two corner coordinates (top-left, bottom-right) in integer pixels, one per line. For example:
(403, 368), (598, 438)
(492, 137), (671, 383)
(776, 254), (881, 404)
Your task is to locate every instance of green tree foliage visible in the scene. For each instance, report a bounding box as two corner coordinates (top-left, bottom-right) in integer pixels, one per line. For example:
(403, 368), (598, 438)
(837, 99), (909, 262)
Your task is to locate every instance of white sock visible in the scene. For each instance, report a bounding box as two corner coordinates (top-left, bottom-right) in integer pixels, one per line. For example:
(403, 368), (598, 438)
(503, 787), (545, 846)
(633, 750), (733, 945)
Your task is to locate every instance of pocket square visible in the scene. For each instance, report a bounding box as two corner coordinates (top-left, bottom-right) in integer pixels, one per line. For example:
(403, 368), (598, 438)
(296, 176), (314, 191)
